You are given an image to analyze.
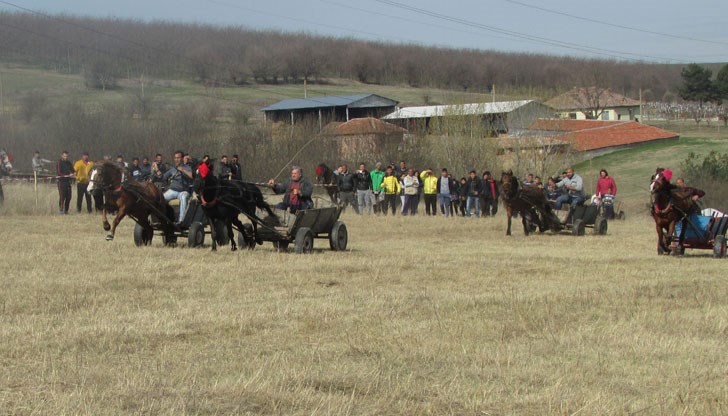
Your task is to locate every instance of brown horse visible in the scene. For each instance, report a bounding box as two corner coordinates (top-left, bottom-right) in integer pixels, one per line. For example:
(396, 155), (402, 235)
(88, 162), (173, 242)
(650, 172), (697, 255)
(500, 170), (558, 236)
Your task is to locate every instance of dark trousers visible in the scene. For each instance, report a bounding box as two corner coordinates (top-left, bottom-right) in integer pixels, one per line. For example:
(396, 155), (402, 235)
(458, 197), (467, 216)
(93, 189), (104, 212)
(382, 194), (398, 215)
(481, 196), (497, 216)
(403, 194), (417, 216)
(58, 180), (72, 213)
(424, 194), (437, 216)
(339, 191), (358, 214)
(0, 181), (4, 205)
(77, 183), (92, 213)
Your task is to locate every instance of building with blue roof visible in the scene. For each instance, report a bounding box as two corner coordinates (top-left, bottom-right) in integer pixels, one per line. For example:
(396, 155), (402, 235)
(261, 94), (398, 126)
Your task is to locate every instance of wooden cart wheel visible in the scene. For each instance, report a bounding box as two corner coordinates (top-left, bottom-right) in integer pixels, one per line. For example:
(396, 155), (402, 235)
(713, 235), (726, 258)
(294, 227), (314, 254)
(238, 224), (256, 250)
(187, 221), (205, 248)
(329, 221), (348, 251)
(572, 219), (586, 236)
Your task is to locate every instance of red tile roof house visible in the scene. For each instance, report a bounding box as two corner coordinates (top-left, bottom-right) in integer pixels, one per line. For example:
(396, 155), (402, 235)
(322, 117), (408, 160)
(527, 119), (680, 159)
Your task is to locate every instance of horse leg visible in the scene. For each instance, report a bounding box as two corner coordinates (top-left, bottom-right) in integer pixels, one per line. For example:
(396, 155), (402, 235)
(228, 220), (237, 252)
(208, 215), (218, 251)
(107, 206), (126, 241)
(102, 207), (111, 231)
(505, 205), (512, 236)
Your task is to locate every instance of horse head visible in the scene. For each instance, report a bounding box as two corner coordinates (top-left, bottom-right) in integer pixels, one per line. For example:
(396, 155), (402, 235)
(500, 170), (518, 198)
(315, 163), (331, 184)
(95, 161), (123, 193)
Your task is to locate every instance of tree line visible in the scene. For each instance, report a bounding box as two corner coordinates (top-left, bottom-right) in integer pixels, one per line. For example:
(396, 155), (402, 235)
(0, 11), (690, 100)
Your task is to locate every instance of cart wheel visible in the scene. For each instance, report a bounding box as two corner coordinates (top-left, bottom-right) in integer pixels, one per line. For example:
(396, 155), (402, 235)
(616, 211), (625, 220)
(214, 220), (230, 246)
(294, 227), (314, 254)
(238, 224), (256, 250)
(572, 219), (585, 236)
(329, 221), (348, 251)
(133, 223), (146, 246)
(187, 221), (205, 248)
(595, 217), (608, 235)
(273, 240), (289, 251)
(713, 235), (726, 258)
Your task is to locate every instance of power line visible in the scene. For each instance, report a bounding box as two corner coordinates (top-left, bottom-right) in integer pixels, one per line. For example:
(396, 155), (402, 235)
(373, 0), (687, 63)
(503, 0), (728, 47)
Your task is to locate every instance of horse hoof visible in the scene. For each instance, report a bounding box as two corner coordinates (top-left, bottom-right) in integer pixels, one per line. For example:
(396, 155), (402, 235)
(105, 234), (114, 241)
(103, 223), (111, 231)
(231, 246), (237, 252)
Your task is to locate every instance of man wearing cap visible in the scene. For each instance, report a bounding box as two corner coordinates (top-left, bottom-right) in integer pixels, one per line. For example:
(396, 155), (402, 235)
(73, 152), (94, 213)
(554, 167), (585, 210)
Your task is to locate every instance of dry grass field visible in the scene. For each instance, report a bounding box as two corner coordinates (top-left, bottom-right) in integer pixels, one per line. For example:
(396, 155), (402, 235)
(1, 182), (727, 415)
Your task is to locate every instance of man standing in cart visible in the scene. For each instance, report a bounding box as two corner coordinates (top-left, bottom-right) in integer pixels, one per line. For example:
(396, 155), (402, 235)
(267, 166), (314, 214)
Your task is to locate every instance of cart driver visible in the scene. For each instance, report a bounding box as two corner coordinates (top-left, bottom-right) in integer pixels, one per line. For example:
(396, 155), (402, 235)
(267, 166), (314, 214)
(158, 150), (193, 224)
(554, 168), (585, 209)
(675, 177), (705, 202)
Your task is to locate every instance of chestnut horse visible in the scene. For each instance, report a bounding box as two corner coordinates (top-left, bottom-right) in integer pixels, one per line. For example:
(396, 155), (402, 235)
(650, 172), (697, 255)
(500, 170), (558, 236)
(88, 162), (172, 242)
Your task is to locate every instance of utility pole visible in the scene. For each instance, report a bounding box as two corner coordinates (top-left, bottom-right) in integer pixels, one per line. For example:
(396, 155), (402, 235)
(639, 87), (643, 122)
(0, 70), (4, 116)
(492, 84), (495, 103)
(304, 78), (308, 99)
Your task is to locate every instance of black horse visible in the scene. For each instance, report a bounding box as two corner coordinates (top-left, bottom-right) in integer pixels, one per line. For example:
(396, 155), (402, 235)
(315, 163), (339, 204)
(193, 163), (275, 251)
(500, 170), (558, 236)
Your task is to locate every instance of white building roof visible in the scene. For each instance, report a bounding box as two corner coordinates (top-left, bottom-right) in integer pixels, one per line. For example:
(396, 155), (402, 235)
(382, 100), (535, 120)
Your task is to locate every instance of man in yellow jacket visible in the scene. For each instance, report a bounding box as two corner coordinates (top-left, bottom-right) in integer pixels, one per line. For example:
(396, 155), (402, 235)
(380, 165), (401, 216)
(73, 151), (94, 213)
(420, 167), (439, 216)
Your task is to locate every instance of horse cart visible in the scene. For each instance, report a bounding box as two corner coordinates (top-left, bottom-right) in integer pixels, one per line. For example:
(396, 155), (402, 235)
(132, 198), (231, 248)
(670, 211), (728, 258)
(252, 206), (348, 253)
(551, 203), (609, 236)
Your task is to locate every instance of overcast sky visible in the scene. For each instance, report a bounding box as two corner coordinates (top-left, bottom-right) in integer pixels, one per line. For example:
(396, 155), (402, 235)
(3, 0), (727, 63)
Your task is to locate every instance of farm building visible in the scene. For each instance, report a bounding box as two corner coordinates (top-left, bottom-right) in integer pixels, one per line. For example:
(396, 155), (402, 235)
(546, 87), (641, 121)
(526, 119), (679, 158)
(381, 100), (554, 137)
(261, 94), (398, 127)
(322, 117), (407, 161)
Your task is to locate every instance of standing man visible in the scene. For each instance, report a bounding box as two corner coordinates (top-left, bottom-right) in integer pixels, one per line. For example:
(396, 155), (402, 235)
(151, 153), (167, 187)
(481, 171), (499, 217)
(380, 165), (401, 216)
(73, 151), (94, 213)
(436, 168), (456, 217)
(129, 157), (143, 181)
(218, 155), (232, 180)
(354, 162), (373, 215)
(396, 160), (407, 212)
(139, 157), (153, 180)
(419, 167), (438, 216)
(465, 170), (483, 218)
(32, 151), (51, 173)
(336, 164), (357, 213)
(370, 162), (385, 214)
(230, 154), (242, 180)
(402, 168), (419, 216)
(56, 150), (74, 215)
